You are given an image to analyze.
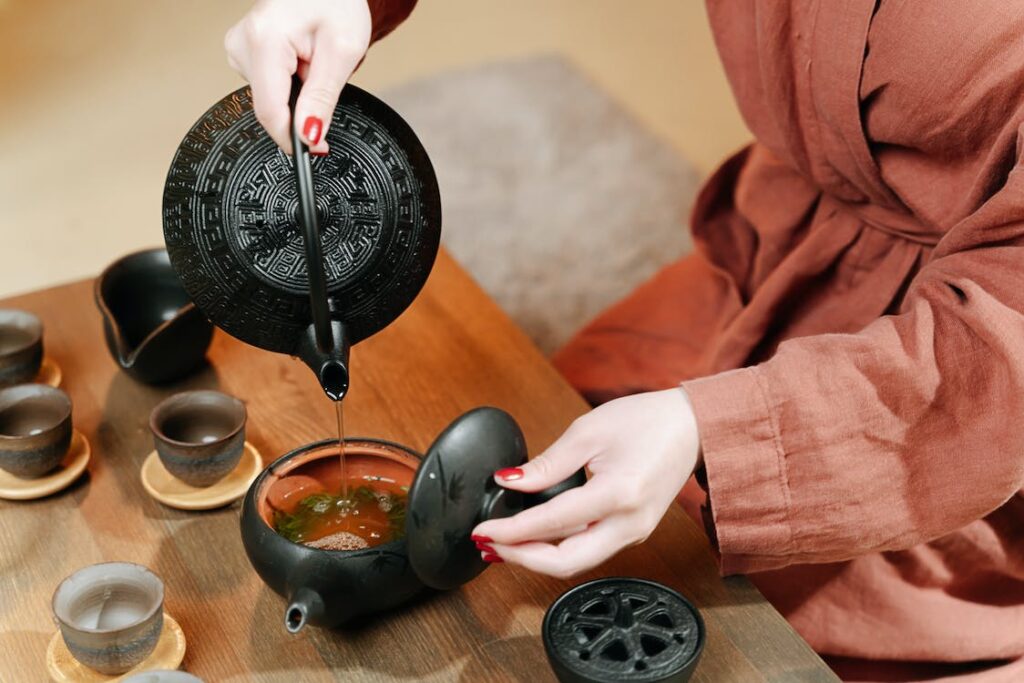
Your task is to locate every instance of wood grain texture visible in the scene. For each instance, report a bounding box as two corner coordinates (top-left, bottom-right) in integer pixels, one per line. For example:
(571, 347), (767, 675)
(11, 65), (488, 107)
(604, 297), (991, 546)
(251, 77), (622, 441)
(0, 249), (837, 682)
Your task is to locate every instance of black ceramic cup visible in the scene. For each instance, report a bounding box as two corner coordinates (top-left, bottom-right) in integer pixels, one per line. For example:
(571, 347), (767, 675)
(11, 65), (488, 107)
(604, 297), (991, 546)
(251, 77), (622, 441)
(0, 309), (43, 388)
(52, 562), (164, 675)
(150, 390), (246, 487)
(0, 384), (72, 478)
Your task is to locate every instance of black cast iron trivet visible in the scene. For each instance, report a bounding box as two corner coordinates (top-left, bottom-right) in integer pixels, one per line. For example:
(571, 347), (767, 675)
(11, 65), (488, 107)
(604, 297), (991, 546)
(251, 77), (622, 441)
(543, 577), (705, 683)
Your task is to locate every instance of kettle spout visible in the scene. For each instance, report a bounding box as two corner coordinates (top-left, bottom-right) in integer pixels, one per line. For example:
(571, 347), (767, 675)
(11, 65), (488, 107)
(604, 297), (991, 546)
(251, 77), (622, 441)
(285, 587), (326, 634)
(297, 319), (350, 401)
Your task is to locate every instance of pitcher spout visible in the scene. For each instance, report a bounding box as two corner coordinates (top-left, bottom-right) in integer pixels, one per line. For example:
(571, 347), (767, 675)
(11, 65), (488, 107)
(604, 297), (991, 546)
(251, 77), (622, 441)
(94, 248), (214, 384)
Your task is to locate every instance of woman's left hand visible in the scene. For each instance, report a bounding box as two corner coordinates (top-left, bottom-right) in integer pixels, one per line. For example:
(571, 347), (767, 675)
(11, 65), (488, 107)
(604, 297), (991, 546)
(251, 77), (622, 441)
(471, 388), (702, 578)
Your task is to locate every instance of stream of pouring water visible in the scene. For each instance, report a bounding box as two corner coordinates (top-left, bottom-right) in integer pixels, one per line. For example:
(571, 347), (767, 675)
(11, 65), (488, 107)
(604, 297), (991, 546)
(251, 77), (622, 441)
(335, 401), (348, 500)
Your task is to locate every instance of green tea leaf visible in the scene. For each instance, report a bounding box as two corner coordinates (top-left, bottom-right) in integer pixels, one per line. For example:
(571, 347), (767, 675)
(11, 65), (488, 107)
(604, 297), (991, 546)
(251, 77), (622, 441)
(298, 492), (337, 514)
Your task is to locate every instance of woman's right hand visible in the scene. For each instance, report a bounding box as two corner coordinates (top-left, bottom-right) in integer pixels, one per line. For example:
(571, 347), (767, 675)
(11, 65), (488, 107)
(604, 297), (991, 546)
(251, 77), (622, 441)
(224, 0), (372, 155)
(470, 388), (702, 578)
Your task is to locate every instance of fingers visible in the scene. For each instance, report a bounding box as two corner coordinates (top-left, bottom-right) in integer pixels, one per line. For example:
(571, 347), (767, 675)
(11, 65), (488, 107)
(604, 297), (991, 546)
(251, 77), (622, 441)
(472, 480), (614, 545)
(225, 0), (375, 155)
(487, 516), (642, 580)
(245, 31), (296, 153)
(225, 25), (244, 73)
(495, 418), (598, 493)
(293, 28), (364, 152)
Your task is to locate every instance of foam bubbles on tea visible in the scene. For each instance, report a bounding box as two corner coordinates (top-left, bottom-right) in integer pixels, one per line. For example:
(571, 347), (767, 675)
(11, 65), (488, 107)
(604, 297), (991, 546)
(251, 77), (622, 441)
(306, 531), (367, 551)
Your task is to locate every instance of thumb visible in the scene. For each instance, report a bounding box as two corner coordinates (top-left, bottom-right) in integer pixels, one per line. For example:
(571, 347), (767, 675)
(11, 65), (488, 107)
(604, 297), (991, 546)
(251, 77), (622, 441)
(496, 424), (595, 493)
(294, 31), (364, 150)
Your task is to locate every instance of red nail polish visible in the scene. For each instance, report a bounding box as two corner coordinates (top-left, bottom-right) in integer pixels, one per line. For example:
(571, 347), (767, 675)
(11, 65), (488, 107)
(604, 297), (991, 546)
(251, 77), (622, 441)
(483, 553), (504, 563)
(496, 467), (524, 481)
(476, 544), (495, 554)
(311, 150), (328, 157)
(303, 116), (323, 145)
(471, 535), (492, 543)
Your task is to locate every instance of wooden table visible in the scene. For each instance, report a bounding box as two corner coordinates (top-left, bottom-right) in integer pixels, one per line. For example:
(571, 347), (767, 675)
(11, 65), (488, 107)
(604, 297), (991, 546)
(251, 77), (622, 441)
(0, 250), (838, 682)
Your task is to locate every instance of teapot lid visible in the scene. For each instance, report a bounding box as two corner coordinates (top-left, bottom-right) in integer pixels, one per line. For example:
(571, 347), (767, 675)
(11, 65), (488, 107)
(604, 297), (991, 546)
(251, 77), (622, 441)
(162, 85), (441, 354)
(406, 407), (527, 590)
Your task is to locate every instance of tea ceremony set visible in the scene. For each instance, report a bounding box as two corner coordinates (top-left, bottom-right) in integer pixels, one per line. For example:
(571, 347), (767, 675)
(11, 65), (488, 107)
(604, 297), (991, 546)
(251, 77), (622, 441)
(0, 82), (838, 682)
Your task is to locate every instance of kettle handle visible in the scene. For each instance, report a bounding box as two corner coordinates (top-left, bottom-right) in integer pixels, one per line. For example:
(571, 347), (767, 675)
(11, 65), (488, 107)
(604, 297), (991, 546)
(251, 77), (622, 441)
(288, 77), (334, 355)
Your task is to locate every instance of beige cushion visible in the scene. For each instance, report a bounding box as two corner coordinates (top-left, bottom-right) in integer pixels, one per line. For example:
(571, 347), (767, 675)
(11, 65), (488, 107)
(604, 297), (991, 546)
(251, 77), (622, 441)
(384, 56), (700, 354)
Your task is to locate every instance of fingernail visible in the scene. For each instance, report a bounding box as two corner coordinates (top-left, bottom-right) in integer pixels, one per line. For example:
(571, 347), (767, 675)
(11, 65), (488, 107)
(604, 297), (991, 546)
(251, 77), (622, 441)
(303, 116), (323, 145)
(483, 553), (504, 563)
(470, 534), (492, 543)
(311, 150), (328, 157)
(496, 467), (524, 481)
(476, 543), (494, 554)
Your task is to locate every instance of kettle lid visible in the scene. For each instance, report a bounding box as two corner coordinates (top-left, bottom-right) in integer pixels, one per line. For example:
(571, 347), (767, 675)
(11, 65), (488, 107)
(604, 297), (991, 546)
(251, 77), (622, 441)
(406, 407), (527, 590)
(162, 84), (441, 355)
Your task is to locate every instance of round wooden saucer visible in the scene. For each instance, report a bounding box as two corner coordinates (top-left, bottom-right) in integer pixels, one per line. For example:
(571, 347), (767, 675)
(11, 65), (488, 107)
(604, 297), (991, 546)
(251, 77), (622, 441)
(46, 612), (186, 682)
(37, 356), (62, 387)
(0, 430), (89, 501)
(140, 441), (263, 510)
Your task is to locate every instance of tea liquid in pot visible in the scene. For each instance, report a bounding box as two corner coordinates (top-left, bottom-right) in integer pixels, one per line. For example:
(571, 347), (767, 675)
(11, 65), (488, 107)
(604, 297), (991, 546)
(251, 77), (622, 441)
(267, 431), (410, 551)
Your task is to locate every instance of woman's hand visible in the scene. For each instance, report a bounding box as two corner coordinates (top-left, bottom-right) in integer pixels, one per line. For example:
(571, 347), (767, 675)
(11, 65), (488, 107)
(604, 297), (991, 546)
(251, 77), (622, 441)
(471, 388), (702, 578)
(224, 0), (372, 154)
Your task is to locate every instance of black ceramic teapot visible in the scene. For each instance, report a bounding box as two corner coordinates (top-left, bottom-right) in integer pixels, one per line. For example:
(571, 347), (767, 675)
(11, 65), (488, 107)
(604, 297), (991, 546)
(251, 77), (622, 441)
(240, 407), (586, 632)
(162, 80), (441, 399)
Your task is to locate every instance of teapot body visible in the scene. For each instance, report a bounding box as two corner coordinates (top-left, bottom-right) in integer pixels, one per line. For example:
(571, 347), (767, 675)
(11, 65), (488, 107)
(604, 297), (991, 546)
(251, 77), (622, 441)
(240, 439), (426, 630)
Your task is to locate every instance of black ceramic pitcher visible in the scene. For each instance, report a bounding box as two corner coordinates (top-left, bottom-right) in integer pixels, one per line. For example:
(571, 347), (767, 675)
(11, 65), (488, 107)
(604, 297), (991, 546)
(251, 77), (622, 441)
(162, 80), (442, 399)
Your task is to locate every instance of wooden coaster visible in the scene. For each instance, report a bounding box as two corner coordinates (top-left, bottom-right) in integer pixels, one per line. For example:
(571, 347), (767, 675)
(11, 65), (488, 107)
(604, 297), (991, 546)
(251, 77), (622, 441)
(0, 430), (89, 501)
(140, 441), (262, 510)
(36, 356), (62, 387)
(46, 612), (186, 682)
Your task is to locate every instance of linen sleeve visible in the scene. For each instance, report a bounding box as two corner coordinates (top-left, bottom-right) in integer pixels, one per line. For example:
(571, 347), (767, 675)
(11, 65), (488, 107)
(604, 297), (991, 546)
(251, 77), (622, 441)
(681, 166), (1024, 575)
(366, 0), (418, 43)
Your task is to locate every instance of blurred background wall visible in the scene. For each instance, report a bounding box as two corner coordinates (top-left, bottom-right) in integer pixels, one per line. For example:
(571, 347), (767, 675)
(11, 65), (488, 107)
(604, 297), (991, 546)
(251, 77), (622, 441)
(0, 0), (750, 298)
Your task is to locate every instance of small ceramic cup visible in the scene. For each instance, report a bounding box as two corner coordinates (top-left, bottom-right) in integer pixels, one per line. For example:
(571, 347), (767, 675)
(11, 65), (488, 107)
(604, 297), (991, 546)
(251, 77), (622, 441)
(52, 562), (165, 675)
(150, 390), (247, 487)
(0, 309), (43, 387)
(0, 384), (72, 478)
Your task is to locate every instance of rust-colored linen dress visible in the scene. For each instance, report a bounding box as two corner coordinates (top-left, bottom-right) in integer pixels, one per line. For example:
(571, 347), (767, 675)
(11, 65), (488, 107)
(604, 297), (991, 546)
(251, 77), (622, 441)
(371, 0), (1024, 679)
(552, 2), (1024, 681)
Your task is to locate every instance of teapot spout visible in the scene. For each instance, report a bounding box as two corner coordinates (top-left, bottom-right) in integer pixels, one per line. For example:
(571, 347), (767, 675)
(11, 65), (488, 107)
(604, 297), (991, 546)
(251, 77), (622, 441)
(297, 319), (350, 401)
(285, 587), (325, 634)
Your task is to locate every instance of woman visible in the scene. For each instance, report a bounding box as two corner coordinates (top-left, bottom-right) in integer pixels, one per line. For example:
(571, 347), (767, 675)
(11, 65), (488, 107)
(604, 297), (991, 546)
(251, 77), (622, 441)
(226, 1), (1024, 680)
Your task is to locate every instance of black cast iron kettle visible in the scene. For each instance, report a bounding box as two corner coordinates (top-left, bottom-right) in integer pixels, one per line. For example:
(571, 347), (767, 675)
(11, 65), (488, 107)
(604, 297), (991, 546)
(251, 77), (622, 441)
(162, 79), (441, 399)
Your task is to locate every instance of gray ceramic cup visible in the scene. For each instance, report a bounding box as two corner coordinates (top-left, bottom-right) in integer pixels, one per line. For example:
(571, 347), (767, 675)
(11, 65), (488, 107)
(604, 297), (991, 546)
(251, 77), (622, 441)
(150, 390), (247, 487)
(123, 672), (204, 683)
(0, 384), (72, 478)
(52, 562), (165, 675)
(0, 309), (43, 387)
